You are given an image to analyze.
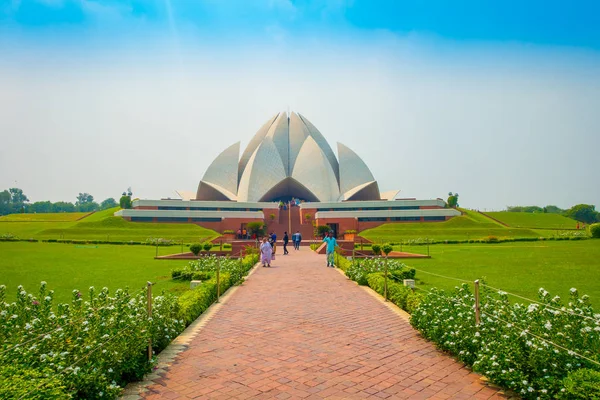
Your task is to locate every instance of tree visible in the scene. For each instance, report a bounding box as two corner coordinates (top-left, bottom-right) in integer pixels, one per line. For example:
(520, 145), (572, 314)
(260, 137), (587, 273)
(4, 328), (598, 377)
(246, 222), (265, 237)
(28, 201), (53, 213)
(447, 192), (459, 208)
(9, 188), (28, 205)
(565, 204), (599, 224)
(0, 190), (11, 215)
(100, 198), (117, 210)
(120, 190), (132, 209)
(544, 205), (565, 214)
(76, 193), (94, 206)
(52, 202), (75, 213)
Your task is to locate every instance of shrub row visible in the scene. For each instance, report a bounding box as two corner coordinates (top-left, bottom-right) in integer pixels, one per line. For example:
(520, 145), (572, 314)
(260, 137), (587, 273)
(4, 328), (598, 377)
(345, 257), (410, 286)
(0, 283), (183, 399)
(366, 273), (423, 314)
(410, 285), (600, 399)
(178, 274), (232, 326)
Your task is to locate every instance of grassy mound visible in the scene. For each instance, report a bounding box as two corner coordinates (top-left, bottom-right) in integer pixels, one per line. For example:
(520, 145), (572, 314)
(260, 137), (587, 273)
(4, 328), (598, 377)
(360, 211), (541, 242)
(0, 212), (91, 222)
(485, 211), (579, 229)
(0, 207), (219, 242)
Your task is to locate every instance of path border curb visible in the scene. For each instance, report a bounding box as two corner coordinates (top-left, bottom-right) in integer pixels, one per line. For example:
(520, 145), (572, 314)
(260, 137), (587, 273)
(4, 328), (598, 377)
(120, 261), (262, 399)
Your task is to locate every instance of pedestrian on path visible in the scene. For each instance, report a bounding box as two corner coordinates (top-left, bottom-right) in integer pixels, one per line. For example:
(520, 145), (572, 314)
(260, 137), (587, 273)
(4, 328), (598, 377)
(322, 231), (338, 267)
(293, 230), (302, 250)
(260, 237), (272, 267)
(269, 232), (277, 259)
(283, 231), (289, 255)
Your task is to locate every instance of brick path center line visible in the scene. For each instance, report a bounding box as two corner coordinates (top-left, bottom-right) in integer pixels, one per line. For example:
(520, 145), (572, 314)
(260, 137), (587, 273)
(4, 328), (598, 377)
(138, 247), (503, 400)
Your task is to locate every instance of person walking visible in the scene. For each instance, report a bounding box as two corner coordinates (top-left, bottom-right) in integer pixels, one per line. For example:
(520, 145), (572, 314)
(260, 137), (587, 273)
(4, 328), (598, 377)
(322, 231), (338, 267)
(260, 237), (272, 267)
(283, 231), (289, 255)
(270, 231), (277, 258)
(293, 230), (302, 250)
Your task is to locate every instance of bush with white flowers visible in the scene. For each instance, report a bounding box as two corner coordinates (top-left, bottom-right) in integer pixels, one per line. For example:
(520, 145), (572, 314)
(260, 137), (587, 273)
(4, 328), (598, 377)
(0, 283), (183, 399)
(410, 284), (600, 399)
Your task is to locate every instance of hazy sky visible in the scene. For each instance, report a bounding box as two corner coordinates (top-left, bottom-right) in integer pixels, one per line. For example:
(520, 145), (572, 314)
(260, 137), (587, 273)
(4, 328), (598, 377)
(1, 0), (599, 210)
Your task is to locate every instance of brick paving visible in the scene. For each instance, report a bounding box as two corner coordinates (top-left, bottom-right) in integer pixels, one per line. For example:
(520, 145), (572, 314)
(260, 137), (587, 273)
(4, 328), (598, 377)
(139, 247), (504, 399)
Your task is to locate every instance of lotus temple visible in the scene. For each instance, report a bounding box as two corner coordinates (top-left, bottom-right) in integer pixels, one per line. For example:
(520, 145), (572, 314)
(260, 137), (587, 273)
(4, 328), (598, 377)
(115, 112), (460, 238)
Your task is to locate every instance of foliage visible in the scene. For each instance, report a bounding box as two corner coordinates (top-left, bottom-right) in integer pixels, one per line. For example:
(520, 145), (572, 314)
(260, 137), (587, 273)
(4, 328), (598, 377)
(0, 282), (184, 399)
(590, 223), (600, 239)
(410, 285), (600, 399)
(371, 243), (381, 255)
(559, 369), (600, 399)
(75, 193), (98, 213)
(0, 365), (69, 399)
(316, 225), (330, 237)
(222, 230), (235, 234)
(189, 243), (202, 256)
(345, 257), (407, 286)
(202, 242), (213, 252)
(507, 205), (545, 213)
(99, 198), (117, 210)
(119, 195), (132, 210)
(344, 229), (357, 234)
(246, 222), (264, 237)
(177, 274), (231, 326)
(304, 213), (311, 221)
(389, 267), (416, 282)
(565, 204), (599, 224)
(381, 243), (393, 255)
(367, 273), (423, 314)
(447, 192), (459, 208)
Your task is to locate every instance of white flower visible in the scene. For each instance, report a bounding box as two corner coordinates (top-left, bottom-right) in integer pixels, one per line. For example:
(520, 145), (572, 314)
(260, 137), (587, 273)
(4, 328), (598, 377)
(544, 321), (552, 330)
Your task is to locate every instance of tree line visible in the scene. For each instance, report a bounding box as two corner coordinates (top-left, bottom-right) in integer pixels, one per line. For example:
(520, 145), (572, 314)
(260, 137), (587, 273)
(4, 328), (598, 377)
(507, 204), (600, 224)
(0, 188), (121, 215)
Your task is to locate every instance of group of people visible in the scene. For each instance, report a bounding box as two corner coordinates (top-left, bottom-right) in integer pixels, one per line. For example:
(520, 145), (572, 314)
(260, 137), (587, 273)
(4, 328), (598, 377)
(259, 230), (339, 268)
(259, 230), (303, 267)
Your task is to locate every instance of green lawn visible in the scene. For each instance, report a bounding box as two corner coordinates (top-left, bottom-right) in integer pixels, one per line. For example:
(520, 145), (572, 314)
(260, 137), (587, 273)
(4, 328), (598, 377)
(0, 212), (91, 222)
(484, 211), (579, 229)
(402, 240), (600, 303)
(0, 207), (219, 242)
(0, 242), (191, 303)
(360, 213), (542, 242)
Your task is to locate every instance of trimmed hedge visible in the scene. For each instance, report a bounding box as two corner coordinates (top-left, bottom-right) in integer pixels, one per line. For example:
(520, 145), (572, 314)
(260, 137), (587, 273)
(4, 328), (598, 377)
(178, 274), (232, 325)
(591, 223), (600, 239)
(366, 273), (424, 314)
(560, 369), (600, 399)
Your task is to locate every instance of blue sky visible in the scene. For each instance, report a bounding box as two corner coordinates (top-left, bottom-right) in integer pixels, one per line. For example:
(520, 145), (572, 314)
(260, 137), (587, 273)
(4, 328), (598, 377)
(1, 1), (599, 210)
(2, 0), (600, 48)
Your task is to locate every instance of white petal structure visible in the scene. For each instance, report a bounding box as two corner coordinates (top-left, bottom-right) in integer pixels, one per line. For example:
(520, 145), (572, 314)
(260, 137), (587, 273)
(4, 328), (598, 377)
(196, 111), (381, 202)
(196, 142), (240, 201)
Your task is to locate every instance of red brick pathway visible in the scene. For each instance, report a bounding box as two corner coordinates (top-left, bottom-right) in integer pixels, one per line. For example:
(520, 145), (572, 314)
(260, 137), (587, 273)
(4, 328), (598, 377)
(140, 248), (503, 399)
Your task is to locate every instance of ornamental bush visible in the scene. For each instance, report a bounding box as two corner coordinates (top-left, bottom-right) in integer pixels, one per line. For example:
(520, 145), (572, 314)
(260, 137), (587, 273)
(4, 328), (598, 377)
(345, 257), (407, 286)
(202, 242), (213, 252)
(590, 223), (600, 239)
(177, 274), (231, 326)
(560, 368), (600, 399)
(189, 243), (202, 256)
(410, 285), (600, 399)
(371, 244), (381, 255)
(366, 273), (423, 313)
(0, 283), (184, 399)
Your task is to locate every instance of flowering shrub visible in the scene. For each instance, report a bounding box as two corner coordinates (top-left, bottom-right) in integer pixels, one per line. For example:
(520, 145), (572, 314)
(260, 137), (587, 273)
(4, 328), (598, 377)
(0, 282), (184, 399)
(345, 258), (408, 285)
(410, 285), (600, 399)
(366, 273), (423, 313)
(172, 254), (258, 286)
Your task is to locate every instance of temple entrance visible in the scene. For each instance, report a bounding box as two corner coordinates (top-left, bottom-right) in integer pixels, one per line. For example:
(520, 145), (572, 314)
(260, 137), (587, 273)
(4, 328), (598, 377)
(326, 223), (339, 238)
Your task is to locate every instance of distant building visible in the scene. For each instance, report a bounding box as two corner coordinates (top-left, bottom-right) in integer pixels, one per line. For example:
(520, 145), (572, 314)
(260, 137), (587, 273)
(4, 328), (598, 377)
(115, 112), (459, 237)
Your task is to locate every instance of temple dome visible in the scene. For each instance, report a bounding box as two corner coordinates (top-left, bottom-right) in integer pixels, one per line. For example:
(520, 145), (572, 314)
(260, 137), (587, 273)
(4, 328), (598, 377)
(196, 111), (380, 202)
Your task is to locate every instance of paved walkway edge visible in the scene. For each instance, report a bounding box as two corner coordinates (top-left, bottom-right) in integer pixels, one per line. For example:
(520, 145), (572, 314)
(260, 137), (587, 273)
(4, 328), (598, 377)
(120, 262), (262, 400)
(334, 267), (512, 398)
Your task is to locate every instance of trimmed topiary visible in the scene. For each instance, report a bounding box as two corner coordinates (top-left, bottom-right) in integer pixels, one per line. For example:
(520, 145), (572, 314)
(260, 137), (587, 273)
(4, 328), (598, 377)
(189, 243), (202, 256)
(590, 223), (600, 239)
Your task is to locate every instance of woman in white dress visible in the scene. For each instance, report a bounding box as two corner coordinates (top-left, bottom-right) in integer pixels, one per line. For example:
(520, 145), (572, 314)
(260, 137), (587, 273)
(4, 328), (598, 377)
(260, 237), (273, 267)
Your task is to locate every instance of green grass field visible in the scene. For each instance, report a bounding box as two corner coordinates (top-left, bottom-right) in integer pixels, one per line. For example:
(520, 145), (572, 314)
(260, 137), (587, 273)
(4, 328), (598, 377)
(401, 240), (600, 303)
(360, 210), (542, 242)
(0, 242), (192, 303)
(484, 211), (578, 229)
(0, 212), (91, 222)
(0, 207), (219, 242)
